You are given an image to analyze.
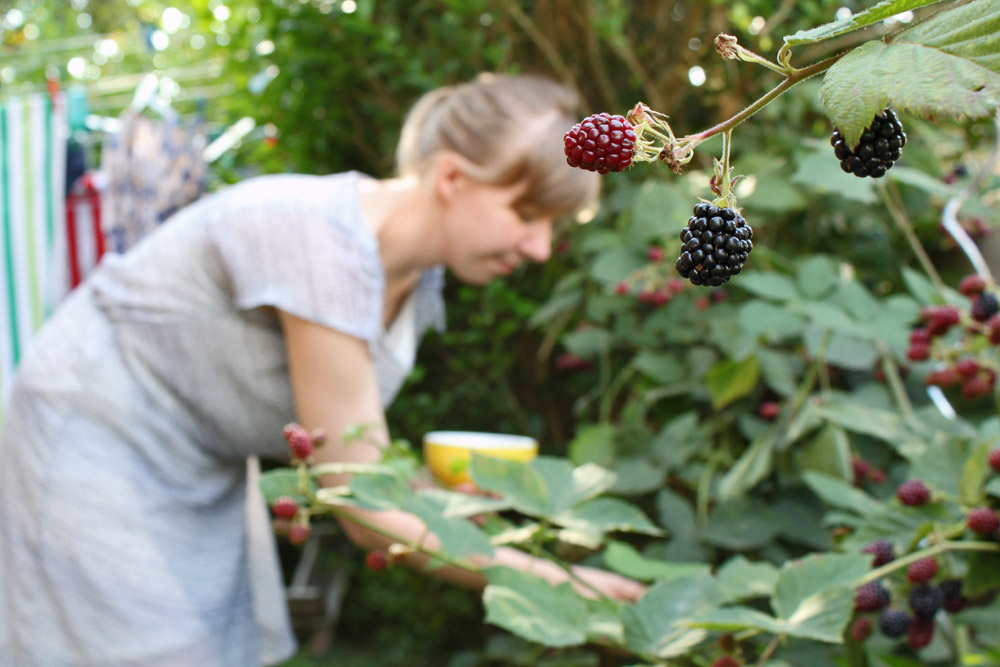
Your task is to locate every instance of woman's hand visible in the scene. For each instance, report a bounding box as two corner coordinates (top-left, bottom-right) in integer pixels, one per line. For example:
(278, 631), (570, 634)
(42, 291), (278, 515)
(570, 564), (647, 602)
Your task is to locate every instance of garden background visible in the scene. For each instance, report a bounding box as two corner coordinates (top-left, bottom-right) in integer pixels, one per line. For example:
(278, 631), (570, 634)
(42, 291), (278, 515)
(2, 1), (1000, 666)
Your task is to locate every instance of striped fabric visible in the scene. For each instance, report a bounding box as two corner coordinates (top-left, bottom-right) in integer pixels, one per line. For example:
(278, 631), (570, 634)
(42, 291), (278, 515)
(0, 93), (67, 405)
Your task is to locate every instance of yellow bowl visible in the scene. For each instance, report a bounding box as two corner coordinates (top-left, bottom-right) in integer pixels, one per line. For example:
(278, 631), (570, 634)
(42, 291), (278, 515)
(423, 431), (538, 487)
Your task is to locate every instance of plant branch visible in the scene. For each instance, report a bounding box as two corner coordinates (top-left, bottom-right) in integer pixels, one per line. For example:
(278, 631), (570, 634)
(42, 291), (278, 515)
(859, 540), (1000, 586)
(878, 181), (947, 297)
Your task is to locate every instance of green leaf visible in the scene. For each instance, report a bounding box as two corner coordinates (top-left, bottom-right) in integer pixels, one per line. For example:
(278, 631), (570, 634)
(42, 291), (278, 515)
(589, 246), (646, 285)
(552, 497), (664, 538)
(603, 540), (710, 582)
(963, 551), (1000, 597)
(483, 567), (589, 647)
(414, 488), (511, 518)
(706, 355), (761, 410)
(655, 487), (697, 536)
(735, 273), (800, 301)
(701, 497), (781, 550)
(784, 0), (949, 46)
(822, 0), (1000, 145)
(791, 141), (878, 203)
(528, 290), (583, 328)
(631, 180), (695, 242)
(405, 495), (496, 558)
(568, 422), (617, 466)
(888, 165), (957, 198)
(757, 348), (801, 398)
(259, 468), (312, 505)
(986, 476), (1000, 499)
(470, 455), (615, 517)
(797, 256), (838, 299)
(797, 423), (853, 481)
(633, 351), (686, 384)
(901, 266), (943, 304)
(610, 458), (667, 496)
(772, 553), (871, 641)
(717, 430), (778, 502)
(802, 470), (884, 517)
(685, 606), (787, 635)
(623, 572), (718, 658)
(959, 441), (991, 506)
(716, 556), (781, 603)
(563, 328), (613, 357)
(738, 301), (807, 339)
(812, 398), (915, 445)
(804, 327), (879, 371)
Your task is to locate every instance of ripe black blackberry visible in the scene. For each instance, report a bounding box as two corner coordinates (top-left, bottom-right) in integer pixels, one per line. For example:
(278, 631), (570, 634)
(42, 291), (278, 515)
(879, 609), (911, 638)
(831, 108), (905, 178)
(675, 203), (753, 286)
(862, 539), (895, 567)
(972, 292), (999, 323)
(564, 113), (637, 174)
(909, 584), (944, 620)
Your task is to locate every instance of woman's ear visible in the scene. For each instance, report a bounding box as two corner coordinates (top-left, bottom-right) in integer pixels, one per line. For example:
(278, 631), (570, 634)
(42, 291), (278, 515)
(433, 153), (469, 204)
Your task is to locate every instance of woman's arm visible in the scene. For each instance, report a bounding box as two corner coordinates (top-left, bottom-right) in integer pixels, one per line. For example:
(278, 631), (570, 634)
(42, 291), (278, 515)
(279, 311), (645, 601)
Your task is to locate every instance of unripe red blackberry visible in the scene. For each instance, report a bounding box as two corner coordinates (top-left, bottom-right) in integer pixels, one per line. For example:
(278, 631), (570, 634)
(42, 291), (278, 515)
(906, 557), (938, 584)
(283, 422), (314, 459)
(271, 496), (299, 520)
(849, 617), (873, 642)
(676, 203), (753, 287)
(940, 579), (967, 613)
(926, 306), (960, 337)
(862, 539), (895, 567)
(972, 292), (999, 322)
(906, 343), (930, 361)
(879, 609), (911, 638)
(959, 274), (987, 296)
(758, 401), (780, 420)
(986, 315), (1000, 344)
(909, 584), (944, 620)
(854, 580), (891, 612)
(962, 374), (994, 400)
(909, 328), (931, 345)
(990, 447), (1000, 473)
(831, 108), (906, 178)
(564, 113), (636, 174)
(925, 367), (960, 388)
(968, 507), (1000, 535)
(288, 523), (311, 546)
(897, 479), (930, 506)
(365, 550), (389, 571)
(957, 358), (981, 377)
(710, 657), (740, 667)
(907, 617), (935, 649)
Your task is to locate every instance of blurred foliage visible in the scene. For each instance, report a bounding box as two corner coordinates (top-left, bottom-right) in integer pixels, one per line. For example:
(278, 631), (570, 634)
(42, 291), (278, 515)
(6, 0), (1000, 665)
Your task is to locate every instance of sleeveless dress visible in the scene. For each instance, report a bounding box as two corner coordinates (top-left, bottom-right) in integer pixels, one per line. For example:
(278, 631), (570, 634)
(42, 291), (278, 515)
(0, 171), (445, 666)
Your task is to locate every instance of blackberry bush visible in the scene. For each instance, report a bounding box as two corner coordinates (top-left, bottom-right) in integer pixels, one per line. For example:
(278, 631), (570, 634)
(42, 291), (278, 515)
(830, 108), (905, 178)
(675, 203), (753, 286)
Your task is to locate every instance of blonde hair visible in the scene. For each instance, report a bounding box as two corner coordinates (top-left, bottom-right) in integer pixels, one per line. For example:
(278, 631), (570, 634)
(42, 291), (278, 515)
(396, 73), (599, 221)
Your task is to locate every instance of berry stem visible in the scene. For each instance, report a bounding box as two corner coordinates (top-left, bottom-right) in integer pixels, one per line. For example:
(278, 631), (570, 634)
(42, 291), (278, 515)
(858, 540), (1000, 586)
(876, 341), (914, 422)
(877, 182), (947, 297)
(755, 635), (782, 667)
(682, 53), (844, 148)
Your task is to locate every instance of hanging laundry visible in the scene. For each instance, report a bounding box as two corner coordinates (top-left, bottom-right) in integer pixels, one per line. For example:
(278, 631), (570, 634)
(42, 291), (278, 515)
(100, 111), (206, 253)
(0, 93), (68, 402)
(65, 171), (106, 288)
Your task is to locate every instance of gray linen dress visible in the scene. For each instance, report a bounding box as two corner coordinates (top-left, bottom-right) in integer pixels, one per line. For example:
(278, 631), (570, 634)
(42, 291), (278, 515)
(0, 171), (445, 666)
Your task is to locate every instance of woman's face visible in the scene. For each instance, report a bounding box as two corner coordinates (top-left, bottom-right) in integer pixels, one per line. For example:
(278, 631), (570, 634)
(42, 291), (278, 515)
(439, 175), (555, 285)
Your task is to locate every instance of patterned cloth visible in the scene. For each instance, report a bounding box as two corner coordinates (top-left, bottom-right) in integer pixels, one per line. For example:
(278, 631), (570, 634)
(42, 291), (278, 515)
(0, 171), (445, 666)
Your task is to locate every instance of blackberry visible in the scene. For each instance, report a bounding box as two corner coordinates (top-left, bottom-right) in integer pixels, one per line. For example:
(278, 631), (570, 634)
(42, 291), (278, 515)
(854, 580), (891, 612)
(972, 292), (999, 322)
(896, 479), (930, 506)
(849, 617), (873, 642)
(862, 539), (895, 567)
(564, 113), (637, 174)
(909, 584), (944, 620)
(675, 203), (753, 286)
(968, 507), (1000, 534)
(940, 579), (967, 613)
(990, 447), (1000, 473)
(271, 496), (299, 520)
(879, 609), (911, 638)
(906, 557), (939, 584)
(831, 108), (906, 178)
(908, 617), (935, 649)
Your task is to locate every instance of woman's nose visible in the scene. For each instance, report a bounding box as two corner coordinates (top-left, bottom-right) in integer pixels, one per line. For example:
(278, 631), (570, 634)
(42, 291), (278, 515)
(519, 221), (553, 263)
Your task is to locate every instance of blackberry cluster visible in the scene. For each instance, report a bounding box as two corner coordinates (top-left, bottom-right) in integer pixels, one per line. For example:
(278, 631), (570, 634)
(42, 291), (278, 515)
(909, 584), (944, 620)
(676, 203), (753, 286)
(563, 113), (637, 174)
(831, 108), (905, 178)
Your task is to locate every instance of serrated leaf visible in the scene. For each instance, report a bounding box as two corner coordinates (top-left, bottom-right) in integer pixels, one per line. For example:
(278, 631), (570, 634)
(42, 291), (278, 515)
(470, 455), (616, 517)
(797, 424), (853, 481)
(717, 430), (778, 502)
(738, 301), (807, 339)
(623, 572), (717, 658)
(701, 497), (782, 550)
(797, 256), (838, 298)
(757, 348), (801, 398)
(716, 556), (781, 603)
(784, 0), (949, 46)
(803, 471), (884, 517)
(552, 497), (664, 538)
(568, 422), (617, 466)
(259, 468), (313, 505)
(821, 0), (1000, 145)
(772, 553), (871, 620)
(603, 540), (710, 582)
(735, 273), (800, 301)
(483, 567), (589, 647)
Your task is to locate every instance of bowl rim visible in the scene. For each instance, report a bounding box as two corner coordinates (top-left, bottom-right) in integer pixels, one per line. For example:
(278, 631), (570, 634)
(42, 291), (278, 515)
(423, 431), (537, 450)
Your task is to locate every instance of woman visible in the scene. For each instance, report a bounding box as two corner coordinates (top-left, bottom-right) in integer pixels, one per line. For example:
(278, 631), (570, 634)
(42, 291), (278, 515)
(0, 73), (643, 666)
